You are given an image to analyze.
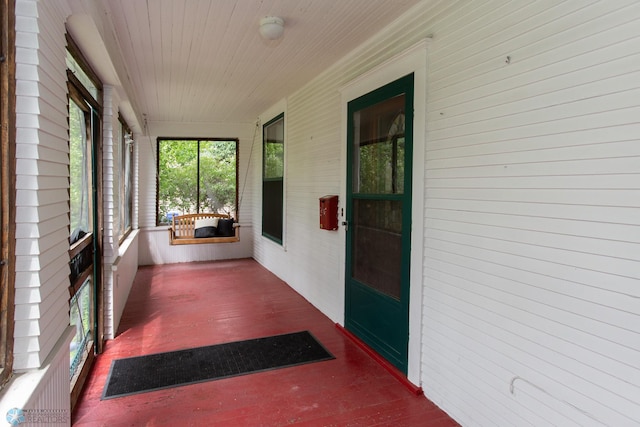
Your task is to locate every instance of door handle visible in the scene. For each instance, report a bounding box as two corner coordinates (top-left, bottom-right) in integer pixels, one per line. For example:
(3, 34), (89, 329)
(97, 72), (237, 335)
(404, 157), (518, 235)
(341, 221), (348, 231)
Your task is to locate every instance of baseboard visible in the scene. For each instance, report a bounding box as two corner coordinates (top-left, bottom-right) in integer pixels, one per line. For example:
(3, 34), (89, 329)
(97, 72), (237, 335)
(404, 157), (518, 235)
(335, 323), (423, 396)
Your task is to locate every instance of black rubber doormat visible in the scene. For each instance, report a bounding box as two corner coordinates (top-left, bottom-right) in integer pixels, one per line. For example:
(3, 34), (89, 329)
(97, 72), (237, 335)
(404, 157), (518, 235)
(102, 331), (334, 399)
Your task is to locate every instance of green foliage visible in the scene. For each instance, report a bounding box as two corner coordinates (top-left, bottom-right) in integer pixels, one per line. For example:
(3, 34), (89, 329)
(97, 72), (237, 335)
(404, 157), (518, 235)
(358, 137), (405, 194)
(158, 140), (237, 223)
(158, 140), (198, 219)
(69, 101), (90, 237)
(70, 279), (92, 377)
(264, 141), (283, 178)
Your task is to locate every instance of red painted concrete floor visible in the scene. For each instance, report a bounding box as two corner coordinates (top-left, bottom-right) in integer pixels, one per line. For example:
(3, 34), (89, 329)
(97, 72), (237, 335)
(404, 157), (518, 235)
(73, 259), (459, 426)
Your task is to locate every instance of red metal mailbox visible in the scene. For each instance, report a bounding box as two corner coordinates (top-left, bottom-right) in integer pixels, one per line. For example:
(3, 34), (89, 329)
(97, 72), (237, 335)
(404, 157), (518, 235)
(319, 195), (338, 230)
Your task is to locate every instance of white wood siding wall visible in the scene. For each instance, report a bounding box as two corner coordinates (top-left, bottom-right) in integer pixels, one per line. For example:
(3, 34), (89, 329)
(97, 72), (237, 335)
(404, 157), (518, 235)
(422, 1), (640, 425)
(101, 86), (140, 339)
(13, 0), (142, 380)
(10, 0), (141, 410)
(252, 2), (434, 326)
(14, 0), (72, 370)
(137, 134), (156, 230)
(254, 83), (346, 321)
(255, 0), (640, 425)
(102, 86), (117, 338)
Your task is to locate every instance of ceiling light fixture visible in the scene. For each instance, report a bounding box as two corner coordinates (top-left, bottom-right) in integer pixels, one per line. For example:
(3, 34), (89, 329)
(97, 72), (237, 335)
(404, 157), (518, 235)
(259, 16), (285, 40)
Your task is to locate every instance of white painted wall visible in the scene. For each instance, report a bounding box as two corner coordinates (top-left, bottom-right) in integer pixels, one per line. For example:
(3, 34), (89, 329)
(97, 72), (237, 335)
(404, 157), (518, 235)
(109, 230), (139, 339)
(254, 1), (640, 426)
(7, 0), (78, 417)
(100, 85), (140, 339)
(6, 0), (143, 413)
(421, 1), (640, 425)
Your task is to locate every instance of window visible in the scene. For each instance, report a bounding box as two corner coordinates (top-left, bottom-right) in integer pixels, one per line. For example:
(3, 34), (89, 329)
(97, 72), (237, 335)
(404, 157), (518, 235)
(68, 98), (94, 244)
(156, 138), (238, 225)
(0, 0), (15, 387)
(115, 117), (133, 241)
(262, 114), (284, 243)
(66, 34), (102, 403)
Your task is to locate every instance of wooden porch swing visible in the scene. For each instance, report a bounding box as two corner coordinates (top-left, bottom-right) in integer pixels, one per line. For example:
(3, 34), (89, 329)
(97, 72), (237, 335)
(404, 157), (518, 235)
(168, 213), (239, 245)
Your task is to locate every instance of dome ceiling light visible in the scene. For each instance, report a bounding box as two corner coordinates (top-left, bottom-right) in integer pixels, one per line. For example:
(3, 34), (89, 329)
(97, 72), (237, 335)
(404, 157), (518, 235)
(259, 16), (285, 40)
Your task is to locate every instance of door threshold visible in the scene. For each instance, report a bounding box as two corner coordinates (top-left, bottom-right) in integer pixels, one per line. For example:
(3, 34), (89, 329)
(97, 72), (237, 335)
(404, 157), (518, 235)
(335, 323), (423, 396)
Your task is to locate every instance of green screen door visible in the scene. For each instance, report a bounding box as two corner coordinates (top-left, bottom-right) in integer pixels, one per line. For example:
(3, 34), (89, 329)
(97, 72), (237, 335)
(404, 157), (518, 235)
(345, 74), (414, 374)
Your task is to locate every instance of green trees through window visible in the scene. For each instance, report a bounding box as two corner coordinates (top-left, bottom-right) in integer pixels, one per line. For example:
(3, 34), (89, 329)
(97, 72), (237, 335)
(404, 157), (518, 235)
(67, 36), (101, 393)
(262, 114), (284, 243)
(115, 118), (133, 241)
(69, 100), (91, 242)
(157, 138), (238, 225)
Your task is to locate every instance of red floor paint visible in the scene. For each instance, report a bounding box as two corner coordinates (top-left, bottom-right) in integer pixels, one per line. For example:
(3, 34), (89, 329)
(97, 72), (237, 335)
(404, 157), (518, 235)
(72, 259), (459, 426)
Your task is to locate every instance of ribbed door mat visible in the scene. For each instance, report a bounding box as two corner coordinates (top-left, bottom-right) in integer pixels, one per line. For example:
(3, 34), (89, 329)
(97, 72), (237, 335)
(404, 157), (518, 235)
(102, 331), (334, 399)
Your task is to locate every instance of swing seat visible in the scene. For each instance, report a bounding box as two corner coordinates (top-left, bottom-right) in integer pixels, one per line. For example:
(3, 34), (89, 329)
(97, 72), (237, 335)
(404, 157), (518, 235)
(168, 213), (239, 245)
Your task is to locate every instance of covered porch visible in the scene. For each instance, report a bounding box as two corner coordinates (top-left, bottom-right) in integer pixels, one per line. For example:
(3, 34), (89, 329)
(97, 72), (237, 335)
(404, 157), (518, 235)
(2, 1), (639, 426)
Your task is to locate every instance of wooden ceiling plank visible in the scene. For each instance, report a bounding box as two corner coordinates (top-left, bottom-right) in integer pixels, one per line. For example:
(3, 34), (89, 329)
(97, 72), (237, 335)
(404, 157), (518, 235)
(106, 0), (423, 123)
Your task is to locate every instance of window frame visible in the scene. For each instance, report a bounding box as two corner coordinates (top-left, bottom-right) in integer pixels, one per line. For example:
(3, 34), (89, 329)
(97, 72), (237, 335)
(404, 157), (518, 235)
(117, 116), (133, 243)
(66, 33), (104, 408)
(0, 0), (16, 388)
(155, 137), (239, 227)
(262, 113), (285, 244)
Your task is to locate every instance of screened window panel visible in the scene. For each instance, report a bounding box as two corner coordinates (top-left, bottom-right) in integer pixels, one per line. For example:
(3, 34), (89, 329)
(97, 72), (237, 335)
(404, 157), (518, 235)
(157, 139), (238, 225)
(69, 100), (92, 244)
(69, 279), (93, 378)
(262, 114), (285, 243)
(351, 199), (403, 300)
(352, 94), (406, 195)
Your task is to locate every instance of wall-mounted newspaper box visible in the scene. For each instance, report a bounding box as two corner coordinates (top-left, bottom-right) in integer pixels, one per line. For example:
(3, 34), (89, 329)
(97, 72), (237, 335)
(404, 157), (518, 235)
(319, 195), (338, 230)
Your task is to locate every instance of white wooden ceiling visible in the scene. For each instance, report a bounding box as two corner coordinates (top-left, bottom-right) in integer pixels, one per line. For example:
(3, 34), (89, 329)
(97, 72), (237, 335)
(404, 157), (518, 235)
(101, 0), (423, 124)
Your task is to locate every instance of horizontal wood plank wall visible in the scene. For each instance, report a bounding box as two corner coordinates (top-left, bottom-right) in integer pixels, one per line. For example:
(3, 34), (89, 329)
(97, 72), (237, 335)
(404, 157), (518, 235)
(255, 0), (640, 426)
(102, 86), (117, 339)
(421, 1), (640, 426)
(101, 87), (140, 339)
(252, 5), (436, 324)
(261, 85), (345, 322)
(137, 134), (156, 229)
(14, 0), (72, 370)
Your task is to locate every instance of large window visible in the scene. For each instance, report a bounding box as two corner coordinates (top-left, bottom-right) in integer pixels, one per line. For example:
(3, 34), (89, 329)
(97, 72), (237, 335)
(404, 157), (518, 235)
(66, 34), (102, 406)
(262, 114), (284, 243)
(114, 117), (133, 241)
(156, 138), (238, 225)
